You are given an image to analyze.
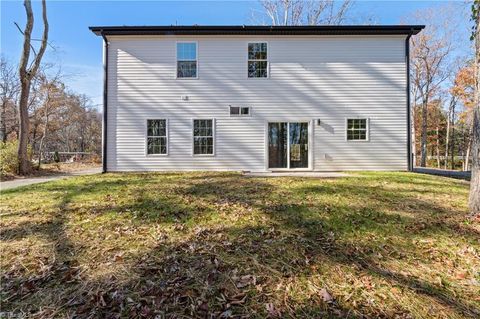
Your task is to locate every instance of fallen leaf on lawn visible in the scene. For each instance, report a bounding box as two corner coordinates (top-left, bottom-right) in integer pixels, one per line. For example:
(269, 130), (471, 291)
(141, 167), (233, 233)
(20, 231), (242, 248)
(390, 287), (401, 295)
(265, 303), (281, 317)
(455, 272), (467, 279)
(228, 293), (247, 305)
(219, 309), (232, 318)
(319, 288), (333, 303)
(236, 275), (256, 288)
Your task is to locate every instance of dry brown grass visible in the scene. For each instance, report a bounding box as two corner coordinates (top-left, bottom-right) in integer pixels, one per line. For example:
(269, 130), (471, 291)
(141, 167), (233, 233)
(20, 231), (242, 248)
(0, 172), (479, 318)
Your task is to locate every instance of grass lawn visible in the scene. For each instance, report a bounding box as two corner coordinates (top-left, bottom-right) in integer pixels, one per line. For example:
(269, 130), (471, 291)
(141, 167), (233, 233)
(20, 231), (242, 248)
(1, 172), (479, 318)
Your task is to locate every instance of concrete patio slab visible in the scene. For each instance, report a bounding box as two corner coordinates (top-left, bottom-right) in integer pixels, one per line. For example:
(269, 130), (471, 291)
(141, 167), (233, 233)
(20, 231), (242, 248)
(243, 171), (352, 178)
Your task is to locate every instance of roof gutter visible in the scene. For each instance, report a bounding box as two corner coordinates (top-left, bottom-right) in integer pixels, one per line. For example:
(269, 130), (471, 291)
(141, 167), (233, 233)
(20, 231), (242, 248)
(101, 31), (108, 173)
(89, 25), (425, 37)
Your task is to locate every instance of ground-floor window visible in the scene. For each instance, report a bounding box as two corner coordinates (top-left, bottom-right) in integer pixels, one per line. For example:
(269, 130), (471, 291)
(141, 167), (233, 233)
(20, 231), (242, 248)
(147, 119), (168, 154)
(346, 118), (368, 141)
(193, 119), (214, 155)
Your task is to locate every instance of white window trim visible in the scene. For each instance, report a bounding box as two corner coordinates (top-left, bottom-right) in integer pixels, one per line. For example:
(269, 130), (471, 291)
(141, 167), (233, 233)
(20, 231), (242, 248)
(229, 106), (252, 117)
(192, 118), (215, 157)
(247, 41), (269, 79)
(345, 118), (370, 142)
(176, 41), (199, 79)
(146, 119), (169, 156)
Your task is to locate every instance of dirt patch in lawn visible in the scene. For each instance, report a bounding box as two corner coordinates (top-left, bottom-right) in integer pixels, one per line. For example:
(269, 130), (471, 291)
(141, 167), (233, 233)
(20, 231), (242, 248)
(1, 162), (101, 182)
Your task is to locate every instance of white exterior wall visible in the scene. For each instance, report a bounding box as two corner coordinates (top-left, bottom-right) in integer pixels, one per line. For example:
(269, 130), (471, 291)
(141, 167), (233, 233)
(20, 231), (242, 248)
(106, 35), (408, 172)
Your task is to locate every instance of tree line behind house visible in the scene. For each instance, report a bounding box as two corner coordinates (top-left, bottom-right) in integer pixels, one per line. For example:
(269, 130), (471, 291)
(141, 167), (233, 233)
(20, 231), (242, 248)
(412, 62), (474, 170)
(408, 6), (475, 171)
(0, 0), (475, 175)
(1, 56), (101, 177)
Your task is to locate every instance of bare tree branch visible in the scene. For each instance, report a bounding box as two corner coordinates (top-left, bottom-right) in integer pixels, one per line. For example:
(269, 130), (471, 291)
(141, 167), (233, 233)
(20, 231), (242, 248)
(259, 0), (351, 26)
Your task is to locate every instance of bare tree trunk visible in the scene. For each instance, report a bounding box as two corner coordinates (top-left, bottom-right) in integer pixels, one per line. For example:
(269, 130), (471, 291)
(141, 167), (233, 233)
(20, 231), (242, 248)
(17, 0), (48, 175)
(451, 106), (456, 170)
(420, 99), (428, 167)
(470, 3), (480, 216)
(17, 80), (32, 174)
(436, 125), (441, 168)
(37, 112), (48, 169)
(445, 109), (450, 169)
(465, 135), (471, 171)
(0, 101), (6, 142)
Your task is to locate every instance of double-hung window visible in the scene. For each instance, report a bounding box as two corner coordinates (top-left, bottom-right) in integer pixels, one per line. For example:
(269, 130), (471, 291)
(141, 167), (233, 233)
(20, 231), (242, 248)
(147, 119), (168, 154)
(346, 118), (368, 141)
(193, 119), (214, 155)
(177, 42), (197, 78)
(248, 42), (268, 78)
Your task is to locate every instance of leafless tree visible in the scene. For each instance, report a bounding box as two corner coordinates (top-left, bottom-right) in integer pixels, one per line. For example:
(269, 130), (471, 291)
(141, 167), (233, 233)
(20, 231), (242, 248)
(410, 9), (454, 167)
(259, 0), (352, 26)
(0, 57), (20, 142)
(16, 0), (49, 174)
(444, 95), (458, 169)
(36, 75), (64, 168)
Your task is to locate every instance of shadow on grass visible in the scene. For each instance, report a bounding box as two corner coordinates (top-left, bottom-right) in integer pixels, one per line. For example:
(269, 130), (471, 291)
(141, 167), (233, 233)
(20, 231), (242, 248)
(1, 172), (478, 318)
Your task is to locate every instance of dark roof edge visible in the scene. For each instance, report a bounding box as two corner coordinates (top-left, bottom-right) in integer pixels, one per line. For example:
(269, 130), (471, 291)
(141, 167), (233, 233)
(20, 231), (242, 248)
(89, 25), (425, 36)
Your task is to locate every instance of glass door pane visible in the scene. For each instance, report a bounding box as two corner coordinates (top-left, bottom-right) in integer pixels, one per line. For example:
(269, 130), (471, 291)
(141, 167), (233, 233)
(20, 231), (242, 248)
(289, 122), (309, 169)
(268, 122), (288, 168)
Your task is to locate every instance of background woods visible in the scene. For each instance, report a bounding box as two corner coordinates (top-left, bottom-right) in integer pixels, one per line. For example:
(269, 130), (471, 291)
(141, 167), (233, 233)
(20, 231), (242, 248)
(0, 1), (477, 176)
(0, 56), (101, 177)
(408, 5), (475, 170)
(1, 0), (101, 177)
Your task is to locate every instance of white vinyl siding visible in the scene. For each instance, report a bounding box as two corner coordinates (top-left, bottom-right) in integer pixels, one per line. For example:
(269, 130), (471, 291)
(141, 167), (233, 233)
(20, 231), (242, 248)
(106, 35), (407, 171)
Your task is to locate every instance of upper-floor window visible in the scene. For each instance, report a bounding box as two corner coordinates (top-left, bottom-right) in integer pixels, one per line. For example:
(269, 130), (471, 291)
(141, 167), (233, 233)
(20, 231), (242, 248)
(248, 42), (268, 78)
(346, 118), (368, 141)
(147, 119), (168, 154)
(177, 42), (197, 78)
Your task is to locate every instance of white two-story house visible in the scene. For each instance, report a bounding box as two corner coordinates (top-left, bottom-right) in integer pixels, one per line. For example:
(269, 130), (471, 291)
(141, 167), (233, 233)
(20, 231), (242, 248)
(90, 25), (424, 172)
